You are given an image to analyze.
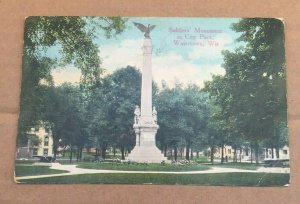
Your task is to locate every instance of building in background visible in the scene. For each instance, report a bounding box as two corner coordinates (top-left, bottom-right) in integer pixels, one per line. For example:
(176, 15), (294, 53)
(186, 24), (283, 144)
(16, 123), (53, 159)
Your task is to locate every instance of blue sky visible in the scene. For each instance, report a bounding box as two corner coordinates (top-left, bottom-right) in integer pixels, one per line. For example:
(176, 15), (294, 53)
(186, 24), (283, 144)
(51, 17), (242, 87)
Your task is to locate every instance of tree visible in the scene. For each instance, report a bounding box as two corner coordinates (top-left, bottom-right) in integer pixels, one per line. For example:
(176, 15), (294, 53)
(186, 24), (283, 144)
(18, 17), (126, 144)
(44, 84), (88, 162)
(156, 84), (210, 161)
(87, 66), (141, 159)
(27, 135), (42, 148)
(204, 18), (287, 164)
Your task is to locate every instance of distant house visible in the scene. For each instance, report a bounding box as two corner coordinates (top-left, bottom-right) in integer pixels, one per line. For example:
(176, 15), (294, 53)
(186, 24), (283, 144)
(16, 123), (54, 159)
(214, 145), (235, 159)
(213, 145), (289, 162)
(264, 145), (289, 160)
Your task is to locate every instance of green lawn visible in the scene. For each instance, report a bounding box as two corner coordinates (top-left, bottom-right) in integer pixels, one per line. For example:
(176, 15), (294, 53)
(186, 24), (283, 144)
(77, 162), (211, 171)
(18, 172), (290, 186)
(206, 162), (261, 170)
(15, 164), (69, 177)
(15, 160), (35, 165)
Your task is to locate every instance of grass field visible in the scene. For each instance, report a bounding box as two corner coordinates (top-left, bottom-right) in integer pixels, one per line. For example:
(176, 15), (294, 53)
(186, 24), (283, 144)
(77, 162), (211, 171)
(18, 172), (290, 186)
(15, 164), (69, 177)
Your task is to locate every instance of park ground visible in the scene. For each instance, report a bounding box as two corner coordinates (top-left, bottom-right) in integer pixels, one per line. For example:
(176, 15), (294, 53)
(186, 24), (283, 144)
(15, 159), (290, 186)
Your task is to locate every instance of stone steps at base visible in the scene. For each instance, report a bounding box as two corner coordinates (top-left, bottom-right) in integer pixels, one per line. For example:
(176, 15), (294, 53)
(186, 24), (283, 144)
(126, 146), (168, 163)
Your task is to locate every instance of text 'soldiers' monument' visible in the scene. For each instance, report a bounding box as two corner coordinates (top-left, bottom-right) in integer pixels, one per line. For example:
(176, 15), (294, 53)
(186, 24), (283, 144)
(126, 22), (168, 163)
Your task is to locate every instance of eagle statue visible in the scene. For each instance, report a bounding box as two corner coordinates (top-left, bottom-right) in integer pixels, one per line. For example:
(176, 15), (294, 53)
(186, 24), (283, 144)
(133, 22), (156, 38)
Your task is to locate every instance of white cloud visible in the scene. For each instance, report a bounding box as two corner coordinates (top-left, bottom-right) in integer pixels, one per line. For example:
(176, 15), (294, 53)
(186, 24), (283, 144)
(208, 65), (226, 76)
(51, 66), (81, 86)
(188, 33), (234, 60)
(99, 38), (226, 88)
(51, 39), (226, 88)
(152, 52), (204, 88)
(99, 39), (143, 74)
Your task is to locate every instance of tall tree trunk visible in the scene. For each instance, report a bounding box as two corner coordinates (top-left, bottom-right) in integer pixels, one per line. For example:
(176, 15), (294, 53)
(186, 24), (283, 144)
(196, 151), (199, 159)
(210, 145), (214, 164)
(239, 149), (242, 163)
(113, 147), (116, 157)
(76, 147), (80, 162)
(271, 147), (274, 159)
(250, 146), (253, 164)
(79, 147), (82, 161)
(265, 148), (268, 158)
(180, 148), (183, 158)
(185, 144), (190, 161)
(101, 146), (106, 160)
(69, 146), (73, 163)
(276, 147), (280, 159)
(53, 140), (58, 160)
(254, 141), (259, 165)
(164, 146), (167, 157)
(174, 146), (178, 161)
(190, 149), (193, 160)
(233, 147), (237, 163)
(121, 146), (125, 160)
(221, 144), (224, 164)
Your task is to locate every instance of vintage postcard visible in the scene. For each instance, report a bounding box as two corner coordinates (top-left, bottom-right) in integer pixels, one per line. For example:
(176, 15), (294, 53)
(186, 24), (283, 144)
(15, 17), (289, 186)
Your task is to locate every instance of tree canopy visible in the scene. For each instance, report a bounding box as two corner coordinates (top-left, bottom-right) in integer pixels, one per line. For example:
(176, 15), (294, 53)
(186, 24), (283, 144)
(18, 17), (126, 144)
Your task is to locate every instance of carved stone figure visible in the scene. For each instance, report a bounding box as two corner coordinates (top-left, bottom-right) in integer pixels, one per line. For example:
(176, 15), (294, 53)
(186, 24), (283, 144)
(152, 106), (157, 124)
(133, 22), (156, 38)
(134, 105), (141, 124)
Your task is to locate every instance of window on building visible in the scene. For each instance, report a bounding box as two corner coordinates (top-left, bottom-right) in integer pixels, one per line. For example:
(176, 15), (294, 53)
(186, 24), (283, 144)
(228, 149), (231, 154)
(43, 148), (48, 156)
(33, 148), (38, 156)
(44, 136), (49, 146)
(283, 150), (288, 155)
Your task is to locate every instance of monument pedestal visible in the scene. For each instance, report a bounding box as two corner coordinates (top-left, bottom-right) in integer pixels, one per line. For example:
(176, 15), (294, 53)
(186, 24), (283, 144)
(126, 124), (168, 163)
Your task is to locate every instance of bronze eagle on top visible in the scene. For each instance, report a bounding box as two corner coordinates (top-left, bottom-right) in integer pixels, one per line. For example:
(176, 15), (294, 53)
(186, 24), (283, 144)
(133, 22), (156, 38)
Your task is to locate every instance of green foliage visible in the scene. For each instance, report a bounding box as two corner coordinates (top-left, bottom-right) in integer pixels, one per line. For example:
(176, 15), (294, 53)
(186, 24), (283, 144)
(204, 18), (288, 162)
(155, 84), (211, 160)
(87, 66), (141, 157)
(27, 135), (42, 148)
(23, 16), (126, 86)
(38, 84), (89, 158)
(18, 17), (126, 144)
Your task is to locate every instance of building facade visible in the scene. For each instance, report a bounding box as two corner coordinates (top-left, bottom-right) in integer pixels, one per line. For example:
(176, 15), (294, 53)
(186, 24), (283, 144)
(16, 124), (54, 158)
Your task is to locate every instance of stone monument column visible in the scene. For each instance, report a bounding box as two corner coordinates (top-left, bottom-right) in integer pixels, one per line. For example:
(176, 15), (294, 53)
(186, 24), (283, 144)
(126, 22), (168, 163)
(140, 38), (153, 122)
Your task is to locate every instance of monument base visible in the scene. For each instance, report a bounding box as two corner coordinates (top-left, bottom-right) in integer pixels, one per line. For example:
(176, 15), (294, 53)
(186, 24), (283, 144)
(126, 146), (168, 163)
(126, 124), (168, 163)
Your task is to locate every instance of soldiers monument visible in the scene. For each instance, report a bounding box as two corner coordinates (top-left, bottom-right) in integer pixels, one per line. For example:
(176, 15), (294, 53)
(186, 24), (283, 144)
(126, 22), (168, 163)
